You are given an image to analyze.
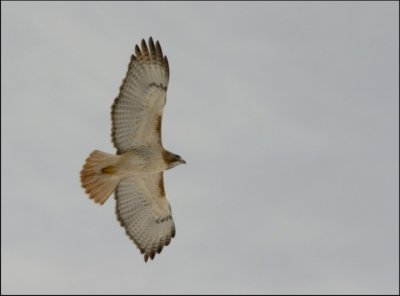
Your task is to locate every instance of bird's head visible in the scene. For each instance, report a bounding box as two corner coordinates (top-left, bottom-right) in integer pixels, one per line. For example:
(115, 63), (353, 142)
(163, 151), (186, 169)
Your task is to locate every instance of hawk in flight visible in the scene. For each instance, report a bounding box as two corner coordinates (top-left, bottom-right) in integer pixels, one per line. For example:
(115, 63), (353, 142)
(80, 37), (185, 262)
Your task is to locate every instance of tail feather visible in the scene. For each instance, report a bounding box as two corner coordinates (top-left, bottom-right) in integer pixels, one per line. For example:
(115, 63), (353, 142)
(80, 150), (121, 205)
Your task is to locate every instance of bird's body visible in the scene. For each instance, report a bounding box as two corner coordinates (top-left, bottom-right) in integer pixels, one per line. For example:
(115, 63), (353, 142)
(80, 37), (185, 262)
(106, 147), (173, 174)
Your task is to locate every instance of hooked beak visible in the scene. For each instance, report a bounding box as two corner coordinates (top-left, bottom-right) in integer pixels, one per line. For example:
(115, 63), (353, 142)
(181, 159), (186, 164)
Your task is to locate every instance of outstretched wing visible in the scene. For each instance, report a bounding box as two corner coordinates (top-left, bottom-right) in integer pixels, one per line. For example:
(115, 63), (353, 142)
(115, 173), (176, 262)
(111, 37), (170, 154)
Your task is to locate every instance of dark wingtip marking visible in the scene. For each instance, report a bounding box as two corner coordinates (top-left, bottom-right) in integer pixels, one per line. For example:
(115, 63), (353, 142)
(141, 39), (149, 57)
(164, 56), (169, 78)
(135, 44), (141, 56)
(155, 40), (163, 60)
(148, 37), (156, 56)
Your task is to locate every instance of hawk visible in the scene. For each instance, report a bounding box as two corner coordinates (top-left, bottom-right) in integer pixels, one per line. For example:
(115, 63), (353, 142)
(80, 37), (185, 262)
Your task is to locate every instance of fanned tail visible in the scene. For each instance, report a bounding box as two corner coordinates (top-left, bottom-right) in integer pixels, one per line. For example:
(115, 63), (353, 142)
(80, 150), (121, 205)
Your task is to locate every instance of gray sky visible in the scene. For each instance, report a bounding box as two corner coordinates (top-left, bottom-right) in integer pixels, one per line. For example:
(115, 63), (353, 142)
(1, 2), (399, 294)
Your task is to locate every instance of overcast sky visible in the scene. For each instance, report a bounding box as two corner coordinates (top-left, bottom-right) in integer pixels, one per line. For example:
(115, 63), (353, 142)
(1, 2), (399, 294)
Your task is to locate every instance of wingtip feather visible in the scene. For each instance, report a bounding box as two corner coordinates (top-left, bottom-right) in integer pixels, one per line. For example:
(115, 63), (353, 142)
(135, 44), (141, 56)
